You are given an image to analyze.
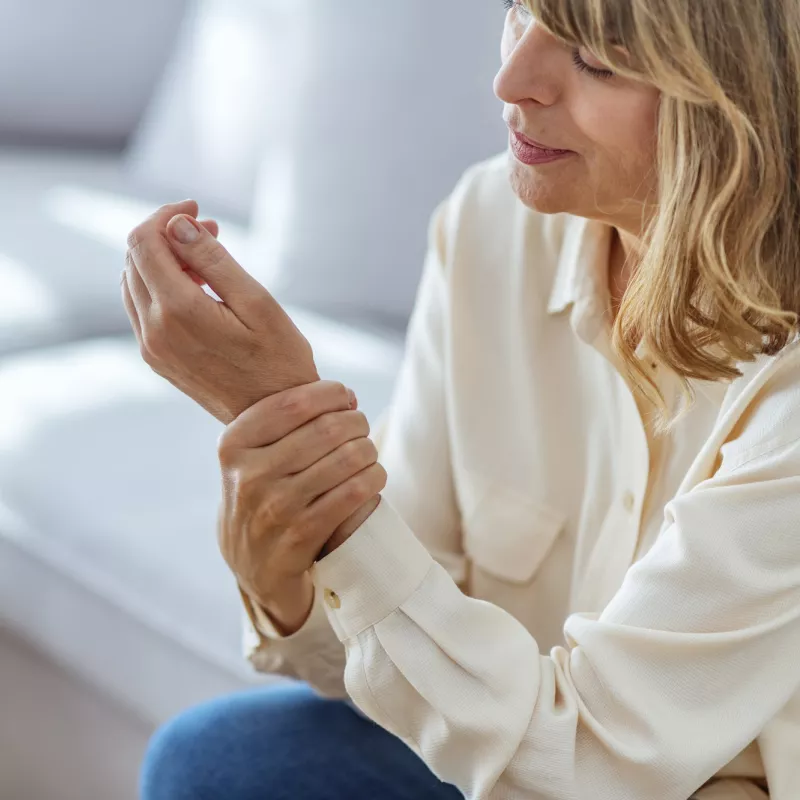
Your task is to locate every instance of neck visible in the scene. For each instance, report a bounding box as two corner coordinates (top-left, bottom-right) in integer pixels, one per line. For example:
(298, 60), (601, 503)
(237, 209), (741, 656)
(608, 227), (642, 322)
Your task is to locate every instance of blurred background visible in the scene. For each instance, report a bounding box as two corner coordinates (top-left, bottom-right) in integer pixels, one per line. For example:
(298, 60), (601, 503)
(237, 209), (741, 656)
(0, 1), (506, 797)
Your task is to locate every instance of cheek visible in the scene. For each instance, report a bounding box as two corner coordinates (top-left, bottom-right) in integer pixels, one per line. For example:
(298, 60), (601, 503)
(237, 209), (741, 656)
(572, 91), (659, 183)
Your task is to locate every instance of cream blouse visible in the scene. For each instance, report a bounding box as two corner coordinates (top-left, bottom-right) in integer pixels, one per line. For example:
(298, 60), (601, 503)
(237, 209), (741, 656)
(242, 153), (800, 800)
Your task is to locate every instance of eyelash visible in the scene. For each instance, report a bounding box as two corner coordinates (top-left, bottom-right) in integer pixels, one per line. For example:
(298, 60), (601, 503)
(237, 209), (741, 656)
(571, 50), (615, 80)
(502, 0), (615, 80)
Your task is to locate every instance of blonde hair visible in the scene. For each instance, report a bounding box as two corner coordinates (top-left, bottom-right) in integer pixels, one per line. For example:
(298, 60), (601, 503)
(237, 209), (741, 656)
(527, 0), (800, 422)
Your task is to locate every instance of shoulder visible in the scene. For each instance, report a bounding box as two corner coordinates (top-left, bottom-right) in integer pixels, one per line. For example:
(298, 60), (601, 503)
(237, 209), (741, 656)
(718, 339), (800, 472)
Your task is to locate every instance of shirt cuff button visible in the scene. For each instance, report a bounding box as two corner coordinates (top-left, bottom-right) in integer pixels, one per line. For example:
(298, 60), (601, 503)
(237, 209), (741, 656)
(324, 588), (341, 610)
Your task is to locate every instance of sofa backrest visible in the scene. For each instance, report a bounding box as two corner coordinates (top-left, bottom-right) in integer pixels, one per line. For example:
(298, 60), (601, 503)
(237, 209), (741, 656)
(0, 0), (188, 147)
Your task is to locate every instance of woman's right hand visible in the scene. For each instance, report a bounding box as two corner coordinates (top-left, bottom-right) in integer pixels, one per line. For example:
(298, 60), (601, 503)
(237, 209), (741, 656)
(217, 380), (387, 635)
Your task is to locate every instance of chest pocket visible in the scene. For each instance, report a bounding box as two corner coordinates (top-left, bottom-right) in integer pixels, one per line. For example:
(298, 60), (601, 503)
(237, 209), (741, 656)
(462, 481), (567, 584)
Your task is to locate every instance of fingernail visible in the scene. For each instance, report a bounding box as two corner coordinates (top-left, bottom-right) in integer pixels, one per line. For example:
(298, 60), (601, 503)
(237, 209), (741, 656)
(347, 388), (357, 408)
(171, 215), (200, 244)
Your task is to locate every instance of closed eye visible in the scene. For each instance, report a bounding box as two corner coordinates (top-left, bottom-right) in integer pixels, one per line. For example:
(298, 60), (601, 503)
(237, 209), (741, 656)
(571, 49), (615, 80)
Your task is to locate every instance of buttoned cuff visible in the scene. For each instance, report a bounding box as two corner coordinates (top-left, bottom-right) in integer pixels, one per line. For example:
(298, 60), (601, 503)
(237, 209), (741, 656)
(241, 582), (330, 644)
(312, 495), (435, 641)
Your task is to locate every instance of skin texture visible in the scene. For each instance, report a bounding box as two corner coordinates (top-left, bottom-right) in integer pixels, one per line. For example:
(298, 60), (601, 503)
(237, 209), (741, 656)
(216, 381), (386, 633)
(123, 5), (663, 634)
(122, 200), (321, 425)
(496, 2), (661, 310)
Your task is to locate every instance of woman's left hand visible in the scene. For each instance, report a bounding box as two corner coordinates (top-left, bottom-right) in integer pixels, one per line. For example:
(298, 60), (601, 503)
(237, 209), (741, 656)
(122, 200), (321, 424)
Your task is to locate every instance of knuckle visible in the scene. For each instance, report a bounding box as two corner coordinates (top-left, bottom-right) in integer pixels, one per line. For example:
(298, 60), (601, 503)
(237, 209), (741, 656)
(316, 413), (341, 442)
(362, 437), (379, 463)
(332, 382), (349, 404)
(338, 440), (364, 472)
(141, 327), (165, 359)
(156, 293), (191, 323)
(343, 478), (368, 504)
(278, 391), (310, 419)
(146, 308), (178, 345)
(217, 432), (238, 464)
(355, 411), (370, 431)
(138, 341), (155, 366)
(264, 444), (290, 476)
(240, 293), (267, 319)
(204, 242), (227, 268)
(373, 463), (388, 490)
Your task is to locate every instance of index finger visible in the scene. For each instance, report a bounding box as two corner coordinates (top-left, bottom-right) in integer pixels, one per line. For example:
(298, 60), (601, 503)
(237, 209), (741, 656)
(126, 199), (200, 296)
(218, 381), (357, 453)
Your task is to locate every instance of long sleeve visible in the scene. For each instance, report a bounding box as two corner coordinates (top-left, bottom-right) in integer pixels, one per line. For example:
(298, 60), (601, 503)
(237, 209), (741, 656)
(312, 411), (800, 798)
(244, 199), (467, 693)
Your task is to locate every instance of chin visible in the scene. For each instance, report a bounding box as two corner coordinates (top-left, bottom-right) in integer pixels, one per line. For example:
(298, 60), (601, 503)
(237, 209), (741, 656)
(507, 158), (576, 215)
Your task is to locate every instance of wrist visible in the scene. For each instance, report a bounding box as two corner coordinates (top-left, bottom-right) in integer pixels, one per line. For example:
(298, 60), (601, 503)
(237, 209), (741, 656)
(250, 572), (315, 637)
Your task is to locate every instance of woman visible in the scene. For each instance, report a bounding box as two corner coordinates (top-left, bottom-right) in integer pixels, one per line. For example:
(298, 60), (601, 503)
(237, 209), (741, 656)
(137, 0), (800, 797)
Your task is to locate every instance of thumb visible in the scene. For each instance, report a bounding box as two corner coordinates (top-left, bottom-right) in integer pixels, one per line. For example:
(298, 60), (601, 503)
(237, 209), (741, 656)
(166, 213), (260, 306)
(181, 220), (219, 286)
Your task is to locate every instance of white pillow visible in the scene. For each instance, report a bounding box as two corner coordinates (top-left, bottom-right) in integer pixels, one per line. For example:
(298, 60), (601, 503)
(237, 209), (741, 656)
(249, 2), (509, 329)
(0, 0), (186, 145)
(125, 0), (307, 222)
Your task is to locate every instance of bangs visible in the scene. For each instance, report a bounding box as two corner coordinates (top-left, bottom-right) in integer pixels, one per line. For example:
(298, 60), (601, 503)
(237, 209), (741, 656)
(525, 0), (646, 75)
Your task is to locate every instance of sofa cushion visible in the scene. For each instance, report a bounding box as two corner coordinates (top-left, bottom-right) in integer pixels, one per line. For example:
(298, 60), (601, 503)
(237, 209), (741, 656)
(0, 316), (403, 723)
(0, 148), (248, 358)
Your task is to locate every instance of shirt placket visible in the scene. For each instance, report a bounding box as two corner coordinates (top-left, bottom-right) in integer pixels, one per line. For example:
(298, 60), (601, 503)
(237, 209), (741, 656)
(572, 324), (652, 613)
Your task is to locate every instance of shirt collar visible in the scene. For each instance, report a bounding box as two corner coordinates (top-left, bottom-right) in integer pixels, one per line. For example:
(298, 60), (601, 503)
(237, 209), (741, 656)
(545, 215), (733, 409)
(546, 215), (614, 317)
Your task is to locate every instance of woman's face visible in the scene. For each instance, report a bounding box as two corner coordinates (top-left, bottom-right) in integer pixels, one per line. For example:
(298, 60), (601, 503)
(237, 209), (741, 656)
(495, 3), (661, 235)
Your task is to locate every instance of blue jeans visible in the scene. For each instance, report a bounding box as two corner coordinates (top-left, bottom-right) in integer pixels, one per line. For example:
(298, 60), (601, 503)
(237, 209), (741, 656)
(140, 682), (464, 800)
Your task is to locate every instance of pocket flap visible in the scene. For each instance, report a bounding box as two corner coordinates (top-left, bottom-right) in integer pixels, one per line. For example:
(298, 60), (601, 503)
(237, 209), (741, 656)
(463, 483), (566, 584)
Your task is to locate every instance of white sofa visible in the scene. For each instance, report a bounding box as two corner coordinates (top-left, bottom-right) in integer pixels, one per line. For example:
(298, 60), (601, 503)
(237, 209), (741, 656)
(0, 318), (404, 730)
(0, 0), (506, 769)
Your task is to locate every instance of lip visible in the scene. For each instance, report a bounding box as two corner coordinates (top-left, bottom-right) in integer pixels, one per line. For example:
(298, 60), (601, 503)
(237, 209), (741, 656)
(508, 127), (574, 166)
(511, 129), (568, 151)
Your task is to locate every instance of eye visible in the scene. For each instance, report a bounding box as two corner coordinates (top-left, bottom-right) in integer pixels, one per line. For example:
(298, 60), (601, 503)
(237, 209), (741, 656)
(571, 47), (615, 80)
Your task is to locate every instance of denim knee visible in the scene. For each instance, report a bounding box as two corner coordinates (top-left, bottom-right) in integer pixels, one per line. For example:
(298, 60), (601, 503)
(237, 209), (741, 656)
(140, 703), (213, 800)
(139, 683), (325, 800)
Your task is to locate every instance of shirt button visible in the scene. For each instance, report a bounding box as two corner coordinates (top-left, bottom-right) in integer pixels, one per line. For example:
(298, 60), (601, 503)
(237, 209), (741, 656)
(622, 491), (636, 512)
(323, 588), (341, 610)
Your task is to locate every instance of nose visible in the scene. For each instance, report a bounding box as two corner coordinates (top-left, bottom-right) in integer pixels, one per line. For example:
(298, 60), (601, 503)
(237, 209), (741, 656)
(494, 20), (560, 108)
